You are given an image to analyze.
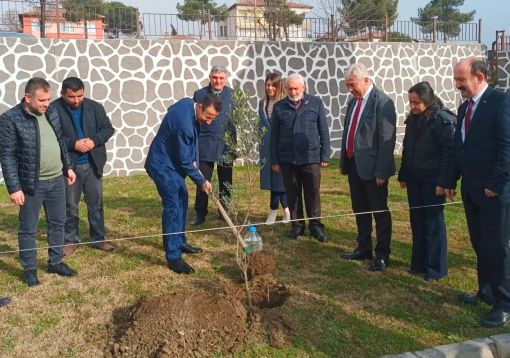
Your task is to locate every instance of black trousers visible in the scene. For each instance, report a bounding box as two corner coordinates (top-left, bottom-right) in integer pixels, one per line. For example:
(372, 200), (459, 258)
(194, 161), (232, 216)
(406, 181), (447, 279)
(463, 189), (510, 310)
(347, 158), (392, 259)
(280, 163), (322, 229)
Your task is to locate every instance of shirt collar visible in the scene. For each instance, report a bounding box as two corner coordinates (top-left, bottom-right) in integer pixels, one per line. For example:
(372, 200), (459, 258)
(359, 83), (374, 102)
(470, 84), (488, 105)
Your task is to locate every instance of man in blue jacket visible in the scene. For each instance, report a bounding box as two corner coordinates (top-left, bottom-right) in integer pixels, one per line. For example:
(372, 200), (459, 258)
(145, 94), (221, 274)
(270, 73), (331, 242)
(53, 77), (115, 256)
(0, 77), (77, 286)
(192, 65), (235, 226)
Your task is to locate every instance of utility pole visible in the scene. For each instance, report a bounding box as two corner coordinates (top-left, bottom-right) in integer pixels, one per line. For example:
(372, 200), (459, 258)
(442, 0), (447, 43)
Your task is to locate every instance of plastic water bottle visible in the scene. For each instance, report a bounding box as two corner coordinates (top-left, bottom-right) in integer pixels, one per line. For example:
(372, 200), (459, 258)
(244, 225), (263, 253)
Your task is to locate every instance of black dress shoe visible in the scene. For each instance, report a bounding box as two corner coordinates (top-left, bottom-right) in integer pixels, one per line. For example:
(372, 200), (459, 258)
(457, 293), (481, 305)
(424, 276), (439, 282)
(47, 262), (77, 277)
(341, 249), (373, 261)
(287, 226), (305, 239)
(22, 269), (40, 287)
(168, 258), (195, 274)
(191, 215), (206, 226)
(310, 226), (328, 243)
(368, 257), (388, 272)
(407, 268), (423, 275)
(0, 297), (11, 308)
(181, 243), (203, 254)
(480, 309), (510, 328)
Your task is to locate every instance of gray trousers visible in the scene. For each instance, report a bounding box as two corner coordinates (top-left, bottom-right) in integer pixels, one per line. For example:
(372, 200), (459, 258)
(18, 176), (66, 270)
(65, 163), (105, 244)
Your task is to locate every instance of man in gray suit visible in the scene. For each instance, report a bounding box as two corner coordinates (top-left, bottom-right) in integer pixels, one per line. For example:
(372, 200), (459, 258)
(340, 63), (397, 272)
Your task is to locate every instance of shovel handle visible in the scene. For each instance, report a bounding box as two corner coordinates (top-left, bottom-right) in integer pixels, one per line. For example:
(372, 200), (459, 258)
(209, 193), (248, 250)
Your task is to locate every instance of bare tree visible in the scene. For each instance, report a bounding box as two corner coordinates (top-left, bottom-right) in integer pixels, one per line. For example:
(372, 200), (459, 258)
(0, 10), (23, 32)
(256, 0), (305, 41)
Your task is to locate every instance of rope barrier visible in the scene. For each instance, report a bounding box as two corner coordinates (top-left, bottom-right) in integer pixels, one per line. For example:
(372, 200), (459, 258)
(0, 200), (464, 256)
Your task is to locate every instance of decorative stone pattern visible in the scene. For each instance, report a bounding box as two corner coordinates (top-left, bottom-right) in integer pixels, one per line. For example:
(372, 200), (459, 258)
(0, 38), (483, 181)
(497, 50), (510, 92)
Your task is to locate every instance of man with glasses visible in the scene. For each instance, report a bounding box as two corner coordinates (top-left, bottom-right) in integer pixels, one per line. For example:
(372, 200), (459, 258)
(340, 63), (397, 272)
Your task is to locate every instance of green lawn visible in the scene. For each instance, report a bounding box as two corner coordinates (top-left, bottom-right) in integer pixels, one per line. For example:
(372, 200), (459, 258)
(0, 159), (505, 358)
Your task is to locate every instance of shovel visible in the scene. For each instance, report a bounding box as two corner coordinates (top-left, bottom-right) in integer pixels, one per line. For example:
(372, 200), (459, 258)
(209, 192), (262, 254)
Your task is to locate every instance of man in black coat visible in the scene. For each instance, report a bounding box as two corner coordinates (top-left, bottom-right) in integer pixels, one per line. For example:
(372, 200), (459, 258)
(270, 73), (331, 242)
(0, 77), (77, 286)
(340, 63), (397, 272)
(191, 65), (235, 226)
(446, 57), (510, 327)
(53, 77), (115, 255)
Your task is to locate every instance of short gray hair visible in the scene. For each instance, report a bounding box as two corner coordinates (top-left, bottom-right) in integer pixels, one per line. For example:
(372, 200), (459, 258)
(287, 73), (305, 85)
(345, 63), (371, 80)
(210, 65), (228, 76)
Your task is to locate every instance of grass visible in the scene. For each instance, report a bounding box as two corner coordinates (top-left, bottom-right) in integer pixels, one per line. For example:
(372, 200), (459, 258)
(0, 158), (506, 357)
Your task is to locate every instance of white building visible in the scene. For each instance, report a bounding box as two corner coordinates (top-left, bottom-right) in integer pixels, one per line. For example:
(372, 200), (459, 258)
(217, 0), (312, 41)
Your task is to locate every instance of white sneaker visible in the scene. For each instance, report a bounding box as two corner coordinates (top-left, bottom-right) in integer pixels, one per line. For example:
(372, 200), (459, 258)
(282, 207), (291, 223)
(266, 209), (278, 224)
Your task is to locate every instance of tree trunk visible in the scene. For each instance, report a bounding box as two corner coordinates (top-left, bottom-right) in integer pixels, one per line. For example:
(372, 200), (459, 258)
(39, 0), (46, 38)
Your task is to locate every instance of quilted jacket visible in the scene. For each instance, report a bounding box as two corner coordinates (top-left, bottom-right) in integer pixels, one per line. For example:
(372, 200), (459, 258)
(0, 101), (72, 195)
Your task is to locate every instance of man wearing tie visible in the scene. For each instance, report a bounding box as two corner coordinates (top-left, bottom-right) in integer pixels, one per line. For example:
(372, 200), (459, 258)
(340, 63), (397, 272)
(446, 57), (510, 327)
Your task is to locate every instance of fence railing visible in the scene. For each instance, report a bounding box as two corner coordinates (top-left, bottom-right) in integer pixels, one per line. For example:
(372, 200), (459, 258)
(0, 0), (481, 43)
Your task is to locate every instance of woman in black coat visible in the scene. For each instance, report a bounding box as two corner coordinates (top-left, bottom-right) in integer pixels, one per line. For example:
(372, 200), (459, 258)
(259, 73), (290, 224)
(398, 81), (456, 281)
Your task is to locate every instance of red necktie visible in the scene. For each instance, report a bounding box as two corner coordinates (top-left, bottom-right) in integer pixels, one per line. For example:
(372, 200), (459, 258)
(346, 98), (363, 159)
(464, 99), (474, 135)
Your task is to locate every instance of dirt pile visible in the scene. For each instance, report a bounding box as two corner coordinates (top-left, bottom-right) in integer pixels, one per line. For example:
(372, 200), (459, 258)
(107, 251), (293, 356)
(108, 290), (256, 357)
(246, 250), (276, 279)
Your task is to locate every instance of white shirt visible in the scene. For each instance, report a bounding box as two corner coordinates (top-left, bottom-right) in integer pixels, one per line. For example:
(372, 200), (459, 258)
(461, 84), (488, 142)
(347, 84), (374, 141)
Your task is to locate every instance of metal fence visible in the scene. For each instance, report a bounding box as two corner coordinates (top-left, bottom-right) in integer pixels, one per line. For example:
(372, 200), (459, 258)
(0, 0), (481, 43)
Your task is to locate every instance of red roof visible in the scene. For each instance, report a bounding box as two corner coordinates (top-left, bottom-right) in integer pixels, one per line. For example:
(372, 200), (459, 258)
(229, 0), (312, 10)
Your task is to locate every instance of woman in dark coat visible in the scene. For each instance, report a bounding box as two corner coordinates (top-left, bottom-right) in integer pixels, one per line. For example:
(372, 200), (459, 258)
(398, 81), (456, 281)
(259, 73), (290, 224)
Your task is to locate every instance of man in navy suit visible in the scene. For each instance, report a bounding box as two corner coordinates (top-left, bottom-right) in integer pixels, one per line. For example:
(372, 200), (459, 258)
(340, 63), (397, 272)
(446, 57), (510, 327)
(145, 95), (221, 274)
(192, 65), (235, 226)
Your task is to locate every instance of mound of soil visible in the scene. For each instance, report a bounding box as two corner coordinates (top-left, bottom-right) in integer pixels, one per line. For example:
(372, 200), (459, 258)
(246, 250), (276, 279)
(109, 290), (256, 357)
(107, 251), (294, 356)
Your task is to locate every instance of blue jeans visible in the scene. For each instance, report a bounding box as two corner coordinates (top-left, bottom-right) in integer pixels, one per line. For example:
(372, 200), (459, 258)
(154, 173), (188, 261)
(18, 176), (66, 270)
(65, 163), (105, 244)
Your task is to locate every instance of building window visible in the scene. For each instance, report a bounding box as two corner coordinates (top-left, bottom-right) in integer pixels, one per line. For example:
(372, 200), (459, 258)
(31, 20), (39, 33)
(219, 25), (227, 37)
(59, 22), (76, 33)
(86, 22), (96, 34)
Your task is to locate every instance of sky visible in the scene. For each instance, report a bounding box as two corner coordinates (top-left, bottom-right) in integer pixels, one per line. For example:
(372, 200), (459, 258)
(122, 0), (509, 46)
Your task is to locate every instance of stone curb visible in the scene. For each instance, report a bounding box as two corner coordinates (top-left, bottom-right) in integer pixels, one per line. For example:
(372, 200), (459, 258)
(381, 333), (510, 358)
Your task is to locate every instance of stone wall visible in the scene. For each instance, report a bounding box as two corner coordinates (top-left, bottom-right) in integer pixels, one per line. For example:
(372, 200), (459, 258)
(497, 50), (510, 92)
(0, 38), (483, 181)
